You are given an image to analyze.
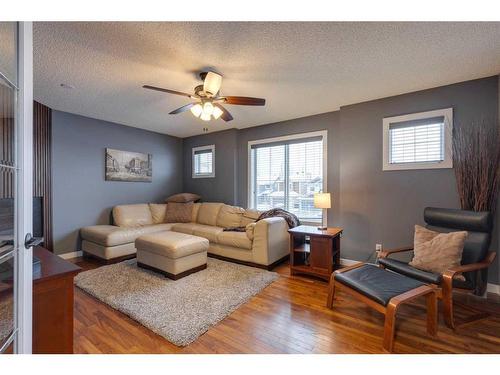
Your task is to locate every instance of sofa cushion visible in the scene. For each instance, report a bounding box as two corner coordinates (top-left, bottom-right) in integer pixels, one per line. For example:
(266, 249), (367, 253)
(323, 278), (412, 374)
(113, 204), (154, 227)
(217, 231), (253, 250)
(192, 224), (224, 243)
(197, 203), (223, 226)
(80, 224), (174, 247)
(81, 225), (131, 246)
(149, 203), (167, 224)
(165, 192), (201, 203)
(165, 202), (193, 223)
(82, 241), (136, 260)
(171, 223), (198, 235)
(216, 204), (245, 228)
(149, 223), (176, 232)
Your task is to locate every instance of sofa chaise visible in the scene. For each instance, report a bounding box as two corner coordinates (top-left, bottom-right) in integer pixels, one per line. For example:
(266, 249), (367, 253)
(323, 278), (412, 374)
(80, 202), (290, 269)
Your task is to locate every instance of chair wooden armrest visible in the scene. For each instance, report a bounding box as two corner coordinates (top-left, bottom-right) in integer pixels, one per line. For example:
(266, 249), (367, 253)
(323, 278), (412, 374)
(334, 262), (365, 274)
(378, 246), (414, 259)
(443, 252), (497, 280)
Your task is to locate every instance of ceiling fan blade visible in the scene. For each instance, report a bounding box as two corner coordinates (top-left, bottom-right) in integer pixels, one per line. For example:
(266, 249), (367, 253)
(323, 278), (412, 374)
(169, 103), (195, 115)
(203, 72), (223, 96)
(214, 104), (233, 122)
(143, 85), (192, 98)
(223, 96), (266, 106)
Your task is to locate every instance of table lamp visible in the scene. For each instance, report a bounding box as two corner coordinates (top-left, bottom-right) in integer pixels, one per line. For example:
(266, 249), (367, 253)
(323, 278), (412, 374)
(314, 192), (331, 230)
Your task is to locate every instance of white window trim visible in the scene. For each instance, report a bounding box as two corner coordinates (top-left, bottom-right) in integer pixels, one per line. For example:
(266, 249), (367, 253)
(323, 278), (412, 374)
(247, 130), (328, 226)
(192, 144), (215, 178)
(382, 108), (453, 171)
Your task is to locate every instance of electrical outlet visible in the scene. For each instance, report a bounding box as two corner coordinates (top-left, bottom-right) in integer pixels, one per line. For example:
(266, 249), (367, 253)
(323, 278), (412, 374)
(375, 244), (383, 259)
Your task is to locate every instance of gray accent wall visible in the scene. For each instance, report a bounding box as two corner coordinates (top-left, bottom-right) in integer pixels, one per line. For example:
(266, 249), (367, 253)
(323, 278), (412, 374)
(182, 128), (239, 204)
(52, 111), (183, 255)
(182, 75), (499, 283)
(337, 77), (498, 283)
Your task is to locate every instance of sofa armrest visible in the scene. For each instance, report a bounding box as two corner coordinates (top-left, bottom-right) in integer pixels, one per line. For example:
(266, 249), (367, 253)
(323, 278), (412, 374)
(252, 217), (290, 265)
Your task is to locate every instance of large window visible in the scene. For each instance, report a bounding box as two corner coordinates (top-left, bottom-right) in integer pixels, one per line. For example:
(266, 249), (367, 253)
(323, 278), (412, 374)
(192, 145), (215, 178)
(383, 108), (453, 171)
(249, 131), (327, 223)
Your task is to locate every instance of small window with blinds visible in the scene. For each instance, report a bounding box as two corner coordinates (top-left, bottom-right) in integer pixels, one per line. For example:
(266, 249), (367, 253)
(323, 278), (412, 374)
(248, 131), (327, 223)
(383, 108), (453, 171)
(192, 145), (215, 178)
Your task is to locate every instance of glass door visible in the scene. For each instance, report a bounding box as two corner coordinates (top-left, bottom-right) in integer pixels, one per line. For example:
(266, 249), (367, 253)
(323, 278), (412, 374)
(0, 21), (33, 354)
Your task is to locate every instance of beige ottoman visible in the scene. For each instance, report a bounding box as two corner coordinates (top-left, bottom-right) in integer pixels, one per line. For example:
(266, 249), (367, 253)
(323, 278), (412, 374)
(135, 231), (209, 280)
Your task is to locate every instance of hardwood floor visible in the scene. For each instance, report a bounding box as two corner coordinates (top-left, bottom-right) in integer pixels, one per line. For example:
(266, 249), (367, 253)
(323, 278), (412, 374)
(71, 257), (500, 354)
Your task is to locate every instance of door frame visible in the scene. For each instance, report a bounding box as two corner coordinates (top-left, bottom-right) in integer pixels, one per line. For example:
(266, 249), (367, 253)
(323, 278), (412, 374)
(15, 21), (33, 354)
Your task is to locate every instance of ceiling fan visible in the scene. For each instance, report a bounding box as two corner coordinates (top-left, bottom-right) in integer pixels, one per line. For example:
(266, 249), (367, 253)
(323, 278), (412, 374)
(143, 71), (265, 122)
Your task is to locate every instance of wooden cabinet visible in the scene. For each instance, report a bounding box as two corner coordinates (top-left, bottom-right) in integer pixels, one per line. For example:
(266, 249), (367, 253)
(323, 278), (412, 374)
(33, 247), (81, 353)
(289, 226), (342, 281)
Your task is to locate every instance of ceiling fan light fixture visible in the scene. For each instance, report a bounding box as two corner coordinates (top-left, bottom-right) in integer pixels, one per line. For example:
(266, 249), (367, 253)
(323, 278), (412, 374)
(143, 70), (264, 123)
(203, 102), (214, 116)
(190, 103), (203, 117)
(200, 112), (211, 122)
(212, 106), (223, 120)
(203, 72), (222, 96)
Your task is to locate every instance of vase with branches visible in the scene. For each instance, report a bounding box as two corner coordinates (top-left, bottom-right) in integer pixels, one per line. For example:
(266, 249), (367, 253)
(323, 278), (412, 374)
(453, 119), (500, 213)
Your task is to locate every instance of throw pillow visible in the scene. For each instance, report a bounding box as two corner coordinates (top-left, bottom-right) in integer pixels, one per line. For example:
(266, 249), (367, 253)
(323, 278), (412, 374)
(164, 202), (193, 223)
(409, 225), (467, 280)
(165, 193), (201, 203)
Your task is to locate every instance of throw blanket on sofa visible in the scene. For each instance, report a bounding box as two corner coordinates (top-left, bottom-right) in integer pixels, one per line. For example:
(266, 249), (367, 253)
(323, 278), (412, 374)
(256, 208), (300, 228)
(223, 208), (300, 232)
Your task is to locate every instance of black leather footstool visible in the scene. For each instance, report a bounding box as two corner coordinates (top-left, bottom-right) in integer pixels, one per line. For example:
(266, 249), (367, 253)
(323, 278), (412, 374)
(326, 263), (438, 352)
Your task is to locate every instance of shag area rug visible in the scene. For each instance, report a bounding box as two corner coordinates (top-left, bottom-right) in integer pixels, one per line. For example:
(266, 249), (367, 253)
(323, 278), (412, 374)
(75, 258), (279, 346)
(0, 294), (13, 345)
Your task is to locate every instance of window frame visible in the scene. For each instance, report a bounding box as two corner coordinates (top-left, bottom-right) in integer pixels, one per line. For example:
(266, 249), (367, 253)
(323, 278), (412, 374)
(247, 130), (328, 225)
(382, 108), (453, 171)
(192, 144), (215, 178)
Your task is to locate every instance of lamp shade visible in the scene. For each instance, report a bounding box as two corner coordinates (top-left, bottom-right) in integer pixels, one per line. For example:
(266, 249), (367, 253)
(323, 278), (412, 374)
(190, 103), (203, 118)
(212, 106), (223, 119)
(314, 193), (331, 209)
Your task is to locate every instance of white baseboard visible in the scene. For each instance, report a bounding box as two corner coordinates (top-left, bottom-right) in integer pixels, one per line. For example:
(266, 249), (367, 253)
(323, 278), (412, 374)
(340, 258), (361, 266)
(340, 257), (500, 296)
(58, 250), (82, 260)
(487, 283), (500, 295)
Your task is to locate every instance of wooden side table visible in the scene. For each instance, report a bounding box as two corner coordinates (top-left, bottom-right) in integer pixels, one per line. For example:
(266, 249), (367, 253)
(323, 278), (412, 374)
(0, 247), (81, 354)
(288, 225), (342, 281)
(33, 247), (81, 353)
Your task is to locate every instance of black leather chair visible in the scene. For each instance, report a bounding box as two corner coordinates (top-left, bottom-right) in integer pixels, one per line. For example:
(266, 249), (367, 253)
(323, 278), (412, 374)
(378, 207), (496, 329)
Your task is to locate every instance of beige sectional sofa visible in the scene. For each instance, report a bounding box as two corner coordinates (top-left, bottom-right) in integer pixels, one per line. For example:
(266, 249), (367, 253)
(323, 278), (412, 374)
(80, 202), (290, 269)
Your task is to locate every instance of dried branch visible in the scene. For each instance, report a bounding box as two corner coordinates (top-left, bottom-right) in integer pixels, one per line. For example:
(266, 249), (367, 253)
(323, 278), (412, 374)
(453, 119), (500, 213)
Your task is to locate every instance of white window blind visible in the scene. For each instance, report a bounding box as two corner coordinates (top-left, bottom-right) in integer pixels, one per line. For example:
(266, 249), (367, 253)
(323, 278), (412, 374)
(251, 137), (324, 222)
(192, 145), (215, 177)
(389, 117), (444, 164)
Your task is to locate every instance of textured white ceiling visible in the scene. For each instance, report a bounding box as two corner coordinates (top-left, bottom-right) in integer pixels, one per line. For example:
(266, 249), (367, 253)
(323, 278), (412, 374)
(33, 22), (500, 138)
